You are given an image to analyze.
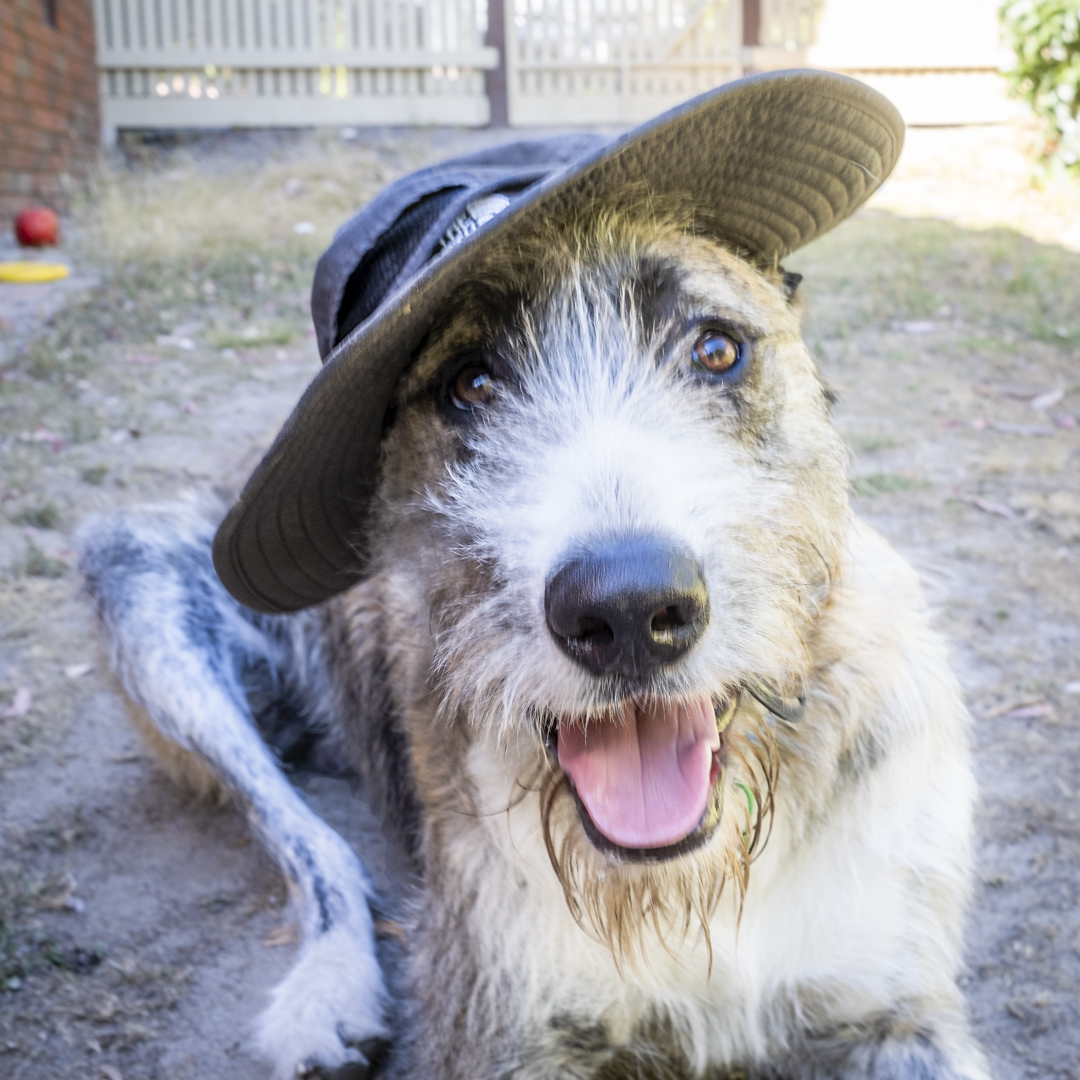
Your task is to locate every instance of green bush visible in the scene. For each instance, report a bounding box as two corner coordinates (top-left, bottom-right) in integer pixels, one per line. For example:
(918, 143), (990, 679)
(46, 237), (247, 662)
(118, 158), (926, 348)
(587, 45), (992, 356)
(1000, 1), (1080, 168)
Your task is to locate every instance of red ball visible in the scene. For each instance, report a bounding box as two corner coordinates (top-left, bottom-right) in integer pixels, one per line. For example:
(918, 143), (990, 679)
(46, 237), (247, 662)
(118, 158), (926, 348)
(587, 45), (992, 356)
(14, 206), (60, 247)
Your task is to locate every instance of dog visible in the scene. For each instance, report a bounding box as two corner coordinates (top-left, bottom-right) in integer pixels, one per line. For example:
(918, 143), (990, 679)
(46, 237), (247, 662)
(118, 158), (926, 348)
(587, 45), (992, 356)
(77, 73), (990, 1079)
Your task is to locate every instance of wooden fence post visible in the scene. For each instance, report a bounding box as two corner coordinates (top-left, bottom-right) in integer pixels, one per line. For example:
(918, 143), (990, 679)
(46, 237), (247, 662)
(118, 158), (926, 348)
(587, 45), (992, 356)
(742, 0), (760, 72)
(743, 0), (761, 45)
(486, 0), (509, 126)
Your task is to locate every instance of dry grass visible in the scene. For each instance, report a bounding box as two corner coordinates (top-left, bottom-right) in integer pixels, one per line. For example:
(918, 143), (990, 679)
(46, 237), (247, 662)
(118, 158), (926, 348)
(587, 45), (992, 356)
(74, 134), (437, 267)
(870, 122), (1080, 253)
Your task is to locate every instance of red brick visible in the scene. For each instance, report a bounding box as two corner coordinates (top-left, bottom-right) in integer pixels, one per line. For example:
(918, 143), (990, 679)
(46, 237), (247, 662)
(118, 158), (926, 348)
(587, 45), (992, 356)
(0, 0), (99, 210)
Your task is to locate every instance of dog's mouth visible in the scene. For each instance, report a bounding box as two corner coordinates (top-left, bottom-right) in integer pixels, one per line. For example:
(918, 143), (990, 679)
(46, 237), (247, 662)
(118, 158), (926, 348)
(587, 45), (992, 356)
(543, 695), (736, 862)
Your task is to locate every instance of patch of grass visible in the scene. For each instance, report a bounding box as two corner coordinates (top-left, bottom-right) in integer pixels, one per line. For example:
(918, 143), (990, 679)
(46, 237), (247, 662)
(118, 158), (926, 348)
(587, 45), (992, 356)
(792, 212), (1080, 347)
(852, 473), (921, 498)
(15, 503), (59, 529)
(75, 135), (419, 267)
(209, 322), (294, 349)
(24, 541), (66, 579)
(852, 431), (900, 453)
(0, 869), (105, 988)
(22, 340), (92, 382)
(0, 870), (32, 986)
(80, 465), (108, 486)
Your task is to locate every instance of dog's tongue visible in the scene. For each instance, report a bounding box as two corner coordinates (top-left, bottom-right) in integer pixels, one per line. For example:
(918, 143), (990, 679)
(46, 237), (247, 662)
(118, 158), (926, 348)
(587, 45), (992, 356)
(557, 698), (719, 849)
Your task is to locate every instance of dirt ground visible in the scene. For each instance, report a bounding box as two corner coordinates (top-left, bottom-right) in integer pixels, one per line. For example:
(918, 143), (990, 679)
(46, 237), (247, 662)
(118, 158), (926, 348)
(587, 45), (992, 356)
(0, 121), (1078, 1080)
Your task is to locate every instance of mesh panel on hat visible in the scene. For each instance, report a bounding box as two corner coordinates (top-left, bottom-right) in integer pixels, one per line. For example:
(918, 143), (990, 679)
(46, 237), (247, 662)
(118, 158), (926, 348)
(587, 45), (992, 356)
(334, 186), (463, 349)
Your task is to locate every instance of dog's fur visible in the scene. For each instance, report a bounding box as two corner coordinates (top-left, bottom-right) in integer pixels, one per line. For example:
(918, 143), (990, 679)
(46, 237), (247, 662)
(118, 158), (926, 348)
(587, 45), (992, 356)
(78, 212), (990, 1080)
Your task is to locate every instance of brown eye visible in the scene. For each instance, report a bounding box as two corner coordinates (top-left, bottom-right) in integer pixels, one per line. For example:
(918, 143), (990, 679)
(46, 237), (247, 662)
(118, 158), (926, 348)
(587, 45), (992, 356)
(691, 331), (742, 375)
(451, 361), (497, 411)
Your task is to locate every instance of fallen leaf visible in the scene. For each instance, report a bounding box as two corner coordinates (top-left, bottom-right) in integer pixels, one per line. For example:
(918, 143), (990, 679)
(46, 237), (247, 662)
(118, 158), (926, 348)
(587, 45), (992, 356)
(100, 1064), (123, 1079)
(263, 923), (300, 947)
(1003, 703), (1055, 720)
(957, 494), (1016, 520)
(892, 319), (936, 334)
(981, 697), (1044, 720)
(1056, 414), (1078, 429)
(2, 687), (32, 718)
(17, 429), (66, 451)
(64, 663), (92, 679)
(1030, 387), (1065, 411)
(1048, 492), (1080, 516)
(155, 334), (196, 351)
(1064, 681), (1080, 694)
(989, 422), (1056, 437)
(974, 382), (1047, 400)
(39, 871), (78, 910)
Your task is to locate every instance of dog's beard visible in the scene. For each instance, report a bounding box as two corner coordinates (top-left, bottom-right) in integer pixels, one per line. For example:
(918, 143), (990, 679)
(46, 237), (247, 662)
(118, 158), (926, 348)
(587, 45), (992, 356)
(537, 704), (779, 969)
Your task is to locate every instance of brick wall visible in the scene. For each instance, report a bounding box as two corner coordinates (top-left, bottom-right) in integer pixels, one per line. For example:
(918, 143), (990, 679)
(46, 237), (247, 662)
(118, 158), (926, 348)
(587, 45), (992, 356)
(0, 0), (100, 220)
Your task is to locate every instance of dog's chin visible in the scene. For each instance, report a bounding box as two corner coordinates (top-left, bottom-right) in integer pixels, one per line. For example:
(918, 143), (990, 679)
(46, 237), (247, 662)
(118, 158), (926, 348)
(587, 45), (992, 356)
(542, 695), (735, 865)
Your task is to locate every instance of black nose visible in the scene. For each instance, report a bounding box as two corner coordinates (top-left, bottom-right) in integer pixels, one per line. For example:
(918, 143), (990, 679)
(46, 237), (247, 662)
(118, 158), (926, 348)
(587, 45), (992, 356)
(544, 537), (710, 678)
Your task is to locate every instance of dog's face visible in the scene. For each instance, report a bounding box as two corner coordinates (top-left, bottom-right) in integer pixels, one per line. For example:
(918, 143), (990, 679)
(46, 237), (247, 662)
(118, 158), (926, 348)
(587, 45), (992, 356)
(372, 214), (849, 951)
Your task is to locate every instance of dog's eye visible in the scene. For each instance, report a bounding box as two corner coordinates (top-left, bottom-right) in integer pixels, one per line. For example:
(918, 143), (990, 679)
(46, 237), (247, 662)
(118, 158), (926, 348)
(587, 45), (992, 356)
(450, 361), (498, 411)
(691, 331), (742, 376)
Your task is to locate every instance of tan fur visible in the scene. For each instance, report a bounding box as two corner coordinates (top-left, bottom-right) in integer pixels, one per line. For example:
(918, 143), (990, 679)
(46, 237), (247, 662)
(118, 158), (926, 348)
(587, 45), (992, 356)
(82, 211), (988, 1079)
(537, 697), (778, 968)
(125, 693), (231, 804)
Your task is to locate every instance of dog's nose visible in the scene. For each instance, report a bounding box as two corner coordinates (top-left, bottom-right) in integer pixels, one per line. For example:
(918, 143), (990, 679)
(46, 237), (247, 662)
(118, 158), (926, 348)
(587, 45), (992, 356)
(545, 537), (710, 678)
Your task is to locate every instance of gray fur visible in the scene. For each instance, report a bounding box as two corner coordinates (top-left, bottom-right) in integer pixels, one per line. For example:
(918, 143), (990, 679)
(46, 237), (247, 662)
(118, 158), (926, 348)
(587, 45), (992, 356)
(78, 216), (989, 1080)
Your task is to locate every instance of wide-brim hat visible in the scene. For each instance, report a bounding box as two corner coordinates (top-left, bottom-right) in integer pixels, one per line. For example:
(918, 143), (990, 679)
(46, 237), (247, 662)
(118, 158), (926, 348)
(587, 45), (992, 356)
(213, 69), (904, 614)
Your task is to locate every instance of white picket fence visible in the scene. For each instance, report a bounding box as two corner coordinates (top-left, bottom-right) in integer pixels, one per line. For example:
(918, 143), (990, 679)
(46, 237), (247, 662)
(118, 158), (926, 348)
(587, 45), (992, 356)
(505, 0), (742, 126)
(749, 0), (1015, 126)
(94, 0), (499, 142)
(93, 0), (1013, 138)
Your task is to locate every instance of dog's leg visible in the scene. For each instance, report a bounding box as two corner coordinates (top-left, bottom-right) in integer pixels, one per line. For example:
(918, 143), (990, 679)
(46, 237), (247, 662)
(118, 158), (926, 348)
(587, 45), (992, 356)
(768, 1005), (991, 1080)
(77, 507), (389, 1079)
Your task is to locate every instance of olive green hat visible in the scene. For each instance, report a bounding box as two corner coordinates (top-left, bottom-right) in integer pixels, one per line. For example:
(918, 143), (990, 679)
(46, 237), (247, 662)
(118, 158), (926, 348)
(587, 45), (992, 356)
(213, 69), (904, 614)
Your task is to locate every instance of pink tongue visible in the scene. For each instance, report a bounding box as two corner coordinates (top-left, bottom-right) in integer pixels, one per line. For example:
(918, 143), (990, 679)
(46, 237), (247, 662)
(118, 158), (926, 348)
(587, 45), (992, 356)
(557, 698), (720, 849)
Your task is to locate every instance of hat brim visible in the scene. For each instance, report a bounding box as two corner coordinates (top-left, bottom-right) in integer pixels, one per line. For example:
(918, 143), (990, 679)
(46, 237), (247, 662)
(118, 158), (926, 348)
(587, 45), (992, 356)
(214, 69), (904, 614)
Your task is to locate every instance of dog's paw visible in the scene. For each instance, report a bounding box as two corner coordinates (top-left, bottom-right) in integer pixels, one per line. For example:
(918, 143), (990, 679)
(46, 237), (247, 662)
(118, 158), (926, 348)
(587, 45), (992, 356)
(255, 929), (389, 1079)
(300, 1040), (391, 1080)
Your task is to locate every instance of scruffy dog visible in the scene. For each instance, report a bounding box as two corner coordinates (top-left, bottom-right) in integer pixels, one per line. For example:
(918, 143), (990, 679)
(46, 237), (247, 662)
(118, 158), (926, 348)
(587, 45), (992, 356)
(78, 74), (989, 1080)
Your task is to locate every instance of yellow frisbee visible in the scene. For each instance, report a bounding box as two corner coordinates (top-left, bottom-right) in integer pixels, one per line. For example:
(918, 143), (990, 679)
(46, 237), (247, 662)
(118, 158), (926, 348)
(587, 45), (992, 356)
(0, 261), (70, 284)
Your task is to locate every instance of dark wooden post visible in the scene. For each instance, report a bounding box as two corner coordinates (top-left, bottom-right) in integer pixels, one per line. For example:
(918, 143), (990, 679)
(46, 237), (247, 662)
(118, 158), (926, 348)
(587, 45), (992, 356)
(485, 0), (509, 127)
(743, 0), (760, 44)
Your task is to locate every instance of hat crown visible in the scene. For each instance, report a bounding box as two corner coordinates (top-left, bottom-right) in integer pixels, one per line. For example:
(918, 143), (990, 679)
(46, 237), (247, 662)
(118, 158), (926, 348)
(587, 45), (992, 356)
(217, 71), (904, 614)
